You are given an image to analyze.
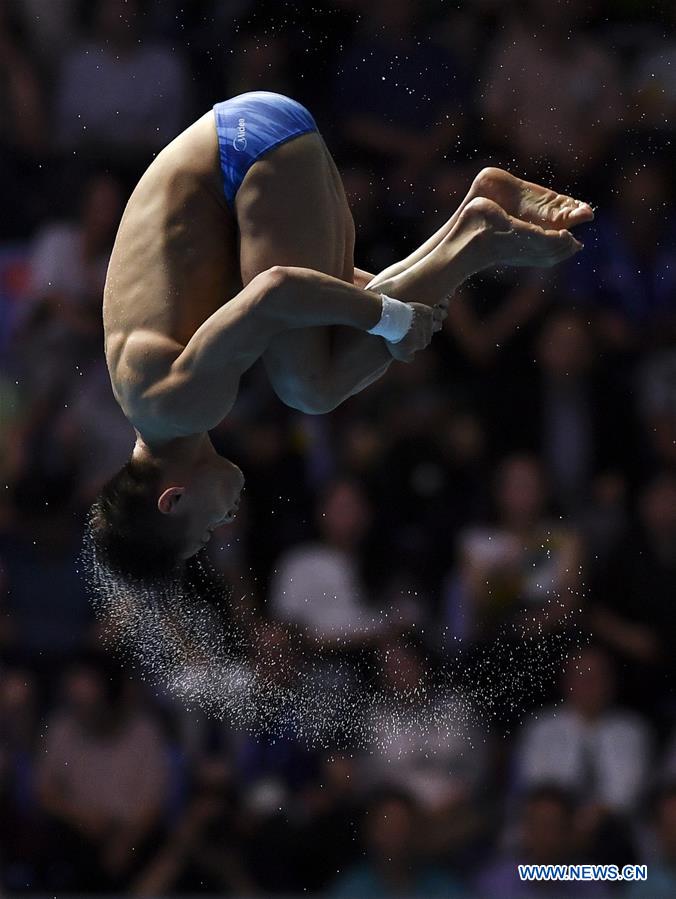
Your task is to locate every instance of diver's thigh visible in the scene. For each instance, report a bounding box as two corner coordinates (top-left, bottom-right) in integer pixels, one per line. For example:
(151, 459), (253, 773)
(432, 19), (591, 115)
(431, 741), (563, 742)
(237, 132), (350, 282)
(236, 131), (355, 388)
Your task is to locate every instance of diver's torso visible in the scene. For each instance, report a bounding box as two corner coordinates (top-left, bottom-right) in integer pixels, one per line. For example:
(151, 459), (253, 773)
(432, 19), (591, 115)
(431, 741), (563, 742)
(103, 112), (241, 413)
(103, 107), (354, 435)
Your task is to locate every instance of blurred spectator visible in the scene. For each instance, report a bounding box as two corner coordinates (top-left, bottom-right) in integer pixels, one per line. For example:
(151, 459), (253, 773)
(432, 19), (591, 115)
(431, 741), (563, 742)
(436, 2), (496, 90)
(356, 637), (489, 863)
(340, 164), (397, 273)
(477, 785), (609, 897)
(0, 0), (46, 238)
(223, 406), (315, 583)
(14, 171), (124, 402)
(592, 473), (676, 716)
(228, 620), (324, 895)
(515, 646), (651, 816)
(631, 9), (676, 131)
(368, 352), (489, 596)
(0, 664), (44, 891)
(637, 348), (676, 472)
(48, 357), (135, 508)
(227, 28), (294, 98)
(0, 0), (43, 151)
(233, 620), (321, 794)
(268, 477), (384, 643)
(334, 0), (466, 182)
(296, 753), (365, 891)
(480, 0), (622, 180)
(357, 638), (488, 813)
(0, 500), (93, 657)
(664, 737), (676, 786)
(0, 662), (37, 754)
(626, 784), (676, 899)
(132, 756), (255, 896)
(16, 0), (80, 65)
(566, 157), (676, 349)
(28, 172), (122, 315)
(446, 272), (547, 374)
(0, 373), (28, 492)
(492, 308), (637, 517)
(36, 652), (169, 890)
(329, 787), (468, 898)
(55, 0), (190, 159)
(447, 453), (582, 642)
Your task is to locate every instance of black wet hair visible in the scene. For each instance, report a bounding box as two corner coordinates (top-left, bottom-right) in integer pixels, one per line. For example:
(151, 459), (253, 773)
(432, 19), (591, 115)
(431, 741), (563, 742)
(86, 453), (187, 582)
(81, 455), (235, 620)
(80, 463), (238, 693)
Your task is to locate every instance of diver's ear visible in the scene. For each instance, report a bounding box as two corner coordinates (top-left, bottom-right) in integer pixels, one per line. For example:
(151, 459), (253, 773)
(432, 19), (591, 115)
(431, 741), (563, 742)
(157, 486), (185, 515)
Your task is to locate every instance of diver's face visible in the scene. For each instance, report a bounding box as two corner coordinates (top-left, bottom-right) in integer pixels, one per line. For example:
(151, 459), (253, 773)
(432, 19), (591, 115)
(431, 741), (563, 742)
(178, 457), (245, 558)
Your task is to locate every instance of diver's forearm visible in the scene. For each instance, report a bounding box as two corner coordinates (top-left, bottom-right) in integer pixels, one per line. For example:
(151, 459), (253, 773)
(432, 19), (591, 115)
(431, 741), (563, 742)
(262, 265), (384, 331)
(175, 266), (385, 384)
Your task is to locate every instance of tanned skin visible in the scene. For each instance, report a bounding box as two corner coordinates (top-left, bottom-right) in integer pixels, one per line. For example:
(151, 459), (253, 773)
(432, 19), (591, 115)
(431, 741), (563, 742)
(103, 108), (593, 558)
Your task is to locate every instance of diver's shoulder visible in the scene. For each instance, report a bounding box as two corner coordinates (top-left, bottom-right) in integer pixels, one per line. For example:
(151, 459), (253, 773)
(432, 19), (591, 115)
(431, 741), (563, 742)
(106, 329), (185, 428)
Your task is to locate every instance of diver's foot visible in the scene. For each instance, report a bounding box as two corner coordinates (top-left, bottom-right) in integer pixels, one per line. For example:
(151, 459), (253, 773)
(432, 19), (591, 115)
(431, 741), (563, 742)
(455, 196), (583, 268)
(468, 166), (594, 230)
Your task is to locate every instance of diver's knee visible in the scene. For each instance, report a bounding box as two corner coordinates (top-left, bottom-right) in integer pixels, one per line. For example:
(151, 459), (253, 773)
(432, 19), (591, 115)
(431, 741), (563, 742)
(276, 372), (338, 415)
(292, 384), (339, 415)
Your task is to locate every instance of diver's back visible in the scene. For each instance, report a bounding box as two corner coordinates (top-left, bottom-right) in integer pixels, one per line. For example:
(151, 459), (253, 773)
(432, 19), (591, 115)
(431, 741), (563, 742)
(104, 112), (240, 401)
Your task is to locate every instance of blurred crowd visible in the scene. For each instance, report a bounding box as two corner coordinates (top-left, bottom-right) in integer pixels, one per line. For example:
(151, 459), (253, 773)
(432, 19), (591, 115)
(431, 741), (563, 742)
(1, 0), (676, 895)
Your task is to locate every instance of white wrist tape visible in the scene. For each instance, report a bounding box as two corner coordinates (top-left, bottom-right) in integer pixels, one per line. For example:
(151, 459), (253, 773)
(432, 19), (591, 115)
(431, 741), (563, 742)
(367, 294), (414, 344)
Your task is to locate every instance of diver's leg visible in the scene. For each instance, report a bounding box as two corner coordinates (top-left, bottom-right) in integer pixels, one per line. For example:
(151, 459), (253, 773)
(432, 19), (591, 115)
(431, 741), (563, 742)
(242, 136), (583, 413)
(239, 133), (484, 413)
(244, 134), (477, 413)
(258, 200), (488, 412)
(237, 132), (398, 414)
(367, 167), (593, 288)
(259, 186), (583, 405)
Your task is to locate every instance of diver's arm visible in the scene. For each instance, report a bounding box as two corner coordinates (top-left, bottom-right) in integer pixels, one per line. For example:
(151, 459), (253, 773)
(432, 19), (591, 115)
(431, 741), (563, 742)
(132, 266), (391, 435)
(255, 265), (385, 329)
(172, 266), (384, 380)
(150, 267), (387, 386)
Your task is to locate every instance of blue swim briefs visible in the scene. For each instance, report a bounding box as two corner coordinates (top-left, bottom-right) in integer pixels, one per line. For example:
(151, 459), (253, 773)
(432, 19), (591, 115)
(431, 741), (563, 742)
(213, 91), (318, 209)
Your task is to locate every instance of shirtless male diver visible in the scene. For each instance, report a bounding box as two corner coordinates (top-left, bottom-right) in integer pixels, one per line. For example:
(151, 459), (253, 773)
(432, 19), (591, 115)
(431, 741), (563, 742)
(91, 91), (592, 579)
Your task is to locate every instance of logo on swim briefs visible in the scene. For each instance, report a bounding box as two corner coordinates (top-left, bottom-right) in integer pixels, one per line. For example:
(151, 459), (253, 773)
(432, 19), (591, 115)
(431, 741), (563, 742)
(233, 118), (247, 151)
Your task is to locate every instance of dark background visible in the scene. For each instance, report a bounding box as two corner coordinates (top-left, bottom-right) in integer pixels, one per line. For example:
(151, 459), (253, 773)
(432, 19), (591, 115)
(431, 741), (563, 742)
(1, 0), (676, 896)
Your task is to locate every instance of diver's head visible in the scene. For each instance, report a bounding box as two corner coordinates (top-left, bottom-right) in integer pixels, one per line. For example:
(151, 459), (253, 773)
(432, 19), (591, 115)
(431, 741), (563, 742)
(88, 434), (245, 580)
(150, 435), (245, 560)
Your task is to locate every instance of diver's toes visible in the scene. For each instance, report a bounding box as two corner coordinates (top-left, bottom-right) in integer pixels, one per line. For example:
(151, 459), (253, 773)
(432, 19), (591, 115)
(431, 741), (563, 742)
(567, 200), (594, 222)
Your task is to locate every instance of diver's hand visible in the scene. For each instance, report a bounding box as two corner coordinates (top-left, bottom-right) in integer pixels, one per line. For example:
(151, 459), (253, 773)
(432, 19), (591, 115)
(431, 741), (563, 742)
(386, 301), (447, 362)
